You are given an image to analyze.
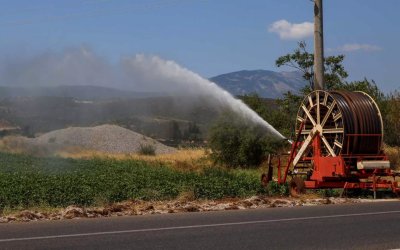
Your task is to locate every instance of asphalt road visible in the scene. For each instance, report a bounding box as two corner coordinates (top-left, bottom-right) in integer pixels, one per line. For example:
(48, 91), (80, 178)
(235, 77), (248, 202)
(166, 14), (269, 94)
(0, 201), (399, 250)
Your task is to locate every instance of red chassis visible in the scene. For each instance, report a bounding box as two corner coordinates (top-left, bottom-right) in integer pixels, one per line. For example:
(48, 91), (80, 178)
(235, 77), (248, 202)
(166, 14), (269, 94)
(269, 131), (400, 195)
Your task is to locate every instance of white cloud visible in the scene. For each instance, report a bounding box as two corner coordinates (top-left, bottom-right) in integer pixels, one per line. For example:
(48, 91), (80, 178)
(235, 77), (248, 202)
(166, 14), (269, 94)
(329, 43), (382, 52)
(268, 19), (313, 40)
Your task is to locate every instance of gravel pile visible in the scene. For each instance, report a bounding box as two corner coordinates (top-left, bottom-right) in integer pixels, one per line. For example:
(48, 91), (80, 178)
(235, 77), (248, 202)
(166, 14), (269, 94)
(26, 124), (176, 154)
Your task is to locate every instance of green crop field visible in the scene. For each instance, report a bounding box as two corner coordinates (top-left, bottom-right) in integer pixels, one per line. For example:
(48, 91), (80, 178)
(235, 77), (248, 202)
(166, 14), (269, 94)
(0, 152), (278, 211)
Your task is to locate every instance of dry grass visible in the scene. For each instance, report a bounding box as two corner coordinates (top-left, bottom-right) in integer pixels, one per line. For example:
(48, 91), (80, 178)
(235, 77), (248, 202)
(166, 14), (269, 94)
(0, 136), (61, 156)
(0, 136), (27, 154)
(299, 192), (322, 200)
(1, 204), (62, 217)
(56, 148), (206, 161)
(385, 145), (400, 170)
(176, 190), (196, 202)
(0, 136), (211, 171)
(56, 148), (211, 171)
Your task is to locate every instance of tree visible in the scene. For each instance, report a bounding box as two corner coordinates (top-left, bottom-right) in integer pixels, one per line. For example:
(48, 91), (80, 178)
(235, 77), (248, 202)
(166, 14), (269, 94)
(240, 94), (296, 138)
(182, 122), (201, 141)
(383, 91), (400, 146)
(275, 41), (348, 90)
(275, 92), (303, 137)
(240, 94), (270, 118)
(170, 121), (182, 142)
(208, 111), (283, 168)
(334, 78), (384, 103)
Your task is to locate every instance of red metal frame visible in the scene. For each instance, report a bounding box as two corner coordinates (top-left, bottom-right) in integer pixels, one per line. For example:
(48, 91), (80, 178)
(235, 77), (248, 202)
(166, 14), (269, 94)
(279, 122), (304, 184)
(274, 132), (400, 195)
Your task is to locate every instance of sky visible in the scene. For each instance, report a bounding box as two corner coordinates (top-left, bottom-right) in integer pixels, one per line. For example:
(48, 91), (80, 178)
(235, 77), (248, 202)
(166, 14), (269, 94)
(0, 0), (399, 93)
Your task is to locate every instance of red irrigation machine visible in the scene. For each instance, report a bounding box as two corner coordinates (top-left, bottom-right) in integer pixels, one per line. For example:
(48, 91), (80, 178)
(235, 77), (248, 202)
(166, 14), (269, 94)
(264, 90), (400, 197)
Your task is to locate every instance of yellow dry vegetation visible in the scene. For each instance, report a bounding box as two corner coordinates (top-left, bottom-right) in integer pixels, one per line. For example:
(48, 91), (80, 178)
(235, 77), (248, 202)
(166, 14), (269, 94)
(56, 148), (211, 171)
(0, 136), (19, 153)
(0, 136), (211, 171)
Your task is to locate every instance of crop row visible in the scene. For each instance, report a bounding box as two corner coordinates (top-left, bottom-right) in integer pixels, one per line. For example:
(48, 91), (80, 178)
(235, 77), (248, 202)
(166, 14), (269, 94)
(0, 152), (284, 210)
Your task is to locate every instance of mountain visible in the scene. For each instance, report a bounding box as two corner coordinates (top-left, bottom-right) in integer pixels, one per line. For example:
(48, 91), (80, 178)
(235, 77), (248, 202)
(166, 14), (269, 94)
(0, 85), (161, 100)
(0, 70), (307, 100)
(210, 70), (307, 98)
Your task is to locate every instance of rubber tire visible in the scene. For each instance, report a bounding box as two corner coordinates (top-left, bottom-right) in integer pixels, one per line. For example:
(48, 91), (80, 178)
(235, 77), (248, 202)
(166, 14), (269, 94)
(290, 177), (305, 197)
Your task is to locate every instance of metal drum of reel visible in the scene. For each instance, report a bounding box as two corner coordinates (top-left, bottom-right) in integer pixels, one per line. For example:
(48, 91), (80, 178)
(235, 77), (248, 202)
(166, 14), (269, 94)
(295, 90), (383, 159)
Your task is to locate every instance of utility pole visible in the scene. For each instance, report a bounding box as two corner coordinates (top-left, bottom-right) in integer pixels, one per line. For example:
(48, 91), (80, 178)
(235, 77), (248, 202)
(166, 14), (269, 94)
(313, 0), (324, 90)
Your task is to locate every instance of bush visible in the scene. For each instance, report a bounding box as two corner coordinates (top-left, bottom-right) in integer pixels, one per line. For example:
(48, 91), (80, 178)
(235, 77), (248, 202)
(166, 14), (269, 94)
(208, 111), (284, 168)
(138, 144), (156, 155)
(317, 189), (341, 197)
(265, 181), (289, 196)
(385, 145), (400, 170)
(383, 91), (400, 146)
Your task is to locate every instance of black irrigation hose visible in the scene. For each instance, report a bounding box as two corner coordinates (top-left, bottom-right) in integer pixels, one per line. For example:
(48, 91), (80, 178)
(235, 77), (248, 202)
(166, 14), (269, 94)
(330, 91), (382, 155)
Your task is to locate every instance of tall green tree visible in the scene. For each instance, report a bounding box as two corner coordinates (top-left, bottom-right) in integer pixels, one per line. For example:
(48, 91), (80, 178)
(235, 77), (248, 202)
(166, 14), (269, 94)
(275, 41), (348, 90)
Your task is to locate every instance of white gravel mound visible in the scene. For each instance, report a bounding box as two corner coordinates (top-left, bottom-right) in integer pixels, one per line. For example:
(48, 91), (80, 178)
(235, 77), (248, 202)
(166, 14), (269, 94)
(30, 124), (176, 154)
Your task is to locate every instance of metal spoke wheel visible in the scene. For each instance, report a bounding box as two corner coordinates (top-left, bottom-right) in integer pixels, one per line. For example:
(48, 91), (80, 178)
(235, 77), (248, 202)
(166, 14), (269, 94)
(296, 90), (344, 157)
(295, 90), (383, 157)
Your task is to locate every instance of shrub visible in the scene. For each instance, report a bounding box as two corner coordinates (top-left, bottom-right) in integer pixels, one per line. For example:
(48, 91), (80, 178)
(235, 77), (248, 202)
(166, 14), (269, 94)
(48, 137), (56, 143)
(385, 145), (400, 170)
(265, 181), (289, 196)
(208, 111), (284, 168)
(317, 189), (341, 197)
(138, 144), (156, 155)
(383, 91), (400, 147)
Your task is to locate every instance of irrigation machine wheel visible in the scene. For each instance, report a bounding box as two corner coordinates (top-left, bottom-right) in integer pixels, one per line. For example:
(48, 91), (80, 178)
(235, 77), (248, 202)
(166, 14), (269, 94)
(290, 177), (305, 197)
(296, 90), (345, 157)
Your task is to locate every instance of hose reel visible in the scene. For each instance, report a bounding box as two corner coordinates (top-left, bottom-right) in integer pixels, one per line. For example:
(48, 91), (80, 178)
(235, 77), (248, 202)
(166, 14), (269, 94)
(295, 90), (383, 157)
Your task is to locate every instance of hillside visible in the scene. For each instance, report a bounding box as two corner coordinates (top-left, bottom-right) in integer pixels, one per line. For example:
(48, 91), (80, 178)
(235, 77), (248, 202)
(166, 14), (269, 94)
(0, 70), (306, 100)
(210, 70), (307, 98)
